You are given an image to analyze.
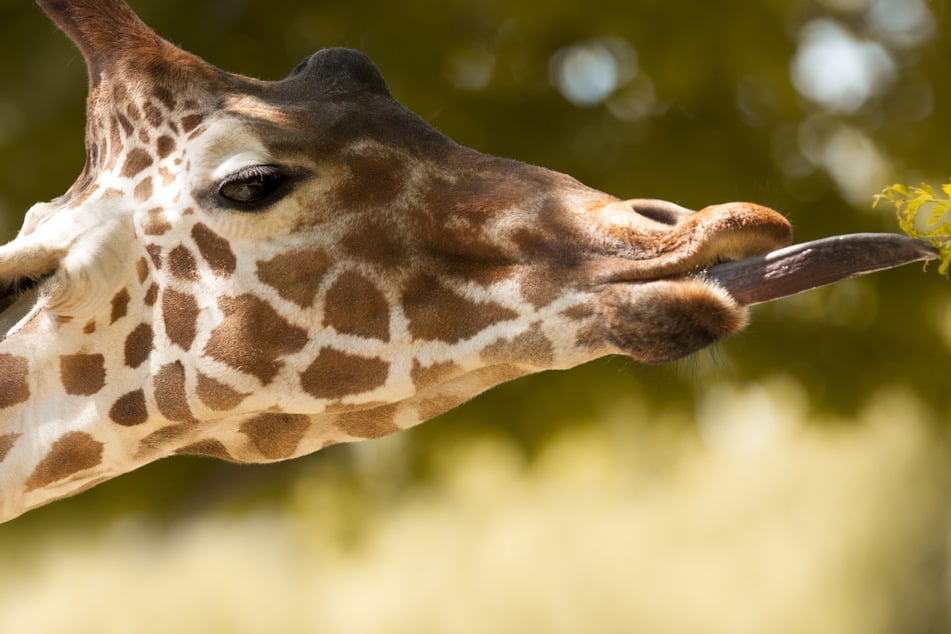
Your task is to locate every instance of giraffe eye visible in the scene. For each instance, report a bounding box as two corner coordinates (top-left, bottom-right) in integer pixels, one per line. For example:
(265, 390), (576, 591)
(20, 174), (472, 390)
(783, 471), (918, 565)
(217, 165), (288, 206)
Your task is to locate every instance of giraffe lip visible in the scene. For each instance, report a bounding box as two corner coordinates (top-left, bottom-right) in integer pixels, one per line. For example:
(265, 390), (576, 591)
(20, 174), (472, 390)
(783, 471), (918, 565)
(596, 201), (794, 284)
(701, 233), (938, 305)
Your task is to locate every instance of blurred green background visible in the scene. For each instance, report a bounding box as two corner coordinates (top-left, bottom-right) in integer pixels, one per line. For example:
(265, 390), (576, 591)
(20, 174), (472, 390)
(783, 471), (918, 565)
(1, 0), (950, 632)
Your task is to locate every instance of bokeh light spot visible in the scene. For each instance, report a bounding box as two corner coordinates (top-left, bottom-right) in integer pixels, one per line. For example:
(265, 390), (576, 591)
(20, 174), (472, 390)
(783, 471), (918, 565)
(445, 43), (496, 92)
(798, 117), (891, 205)
(550, 37), (638, 107)
(867, 0), (935, 49)
(606, 74), (663, 121)
(791, 19), (896, 114)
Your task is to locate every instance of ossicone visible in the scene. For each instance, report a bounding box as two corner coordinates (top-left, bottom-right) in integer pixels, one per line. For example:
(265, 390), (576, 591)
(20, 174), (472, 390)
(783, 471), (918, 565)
(36, 0), (213, 85)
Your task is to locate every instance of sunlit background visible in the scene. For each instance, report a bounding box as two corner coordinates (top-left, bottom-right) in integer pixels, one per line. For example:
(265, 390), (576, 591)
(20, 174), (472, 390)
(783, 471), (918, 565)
(0, 0), (950, 631)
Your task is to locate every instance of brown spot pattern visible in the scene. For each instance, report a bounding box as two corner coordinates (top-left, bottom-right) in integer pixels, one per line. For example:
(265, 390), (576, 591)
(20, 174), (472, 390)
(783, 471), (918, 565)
(324, 400), (389, 415)
(144, 283), (159, 306)
(109, 118), (122, 154)
(481, 322), (555, 367)
(162, 288), (199, 350)
(410, 359), (461, 391)
(416, 367), (524, 422)
(59, 354), (105, 396)
(157, 135), (176, 158)
(176, 439), (233, 460)
(402, 275), (518, 343)
(341, 222), (406, 268)
(561, 304), (604, 349)
(124, 323), (154, 368)
(24, 432), (103, 492)
(256, 249), (332, 308)
(146, 243), (163, 267)
(143, 101), (163, 128)
(83, 320), (96, 335)
(137, 257), (150, 284)
(159, 167), (175, 186)
(196, 372), (248, 411)
(574, 322), (605, 351)
(192, 223), (236, 276)
(121, 147), (154, 178)
(153, 87), (176, 109)
(143, 208), (170, 237)
(0, 354), (30, 409)
(416, 393), (467, 423)
(519, 270), (564, 309)
(204, 294), (308, 384)
(77, 184), (100, 207)
(335, 404), (400, 439)
(300, 348), (389, 400)
(561, 304), (595, 321)
(110, 390), (148, 426)
(323, 271), (390, 341)
(0, 433), (20, 463)
(240, 413), (311, 460)
(139, 424), (189, 455)
(181, 113), (203, 133)
(110, 288), (130, 324)
(334, 153), (406, 211)
(153, 361), (195, 422)
(112, 83), (129, 104)
(117, 113), (134, 137)
(169, 246), (198, 280)
(133, 177), (153, 203)
(126, 102), (141, 123)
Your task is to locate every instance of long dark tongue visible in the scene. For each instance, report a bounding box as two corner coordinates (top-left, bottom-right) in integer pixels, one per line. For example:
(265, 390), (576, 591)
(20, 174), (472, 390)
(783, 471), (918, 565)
(704, 233), (939, 305)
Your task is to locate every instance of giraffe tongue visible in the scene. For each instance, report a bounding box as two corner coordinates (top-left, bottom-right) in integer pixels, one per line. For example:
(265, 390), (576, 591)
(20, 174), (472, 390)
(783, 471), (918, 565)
(703, 233), (938, 306)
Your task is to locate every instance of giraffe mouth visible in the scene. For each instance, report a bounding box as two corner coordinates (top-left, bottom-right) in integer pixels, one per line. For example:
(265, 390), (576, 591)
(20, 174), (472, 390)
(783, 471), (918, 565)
(594, 203), (936, 363)
(701, 233), (938, 305)
(597, 201), (935, 305)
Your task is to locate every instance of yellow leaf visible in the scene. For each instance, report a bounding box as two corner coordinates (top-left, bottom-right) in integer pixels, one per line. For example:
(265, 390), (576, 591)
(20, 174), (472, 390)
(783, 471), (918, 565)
(878, 181), (951, 276)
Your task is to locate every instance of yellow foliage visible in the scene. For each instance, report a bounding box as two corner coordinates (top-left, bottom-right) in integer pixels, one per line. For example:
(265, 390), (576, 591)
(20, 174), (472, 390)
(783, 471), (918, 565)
(875, 182), (951, 275)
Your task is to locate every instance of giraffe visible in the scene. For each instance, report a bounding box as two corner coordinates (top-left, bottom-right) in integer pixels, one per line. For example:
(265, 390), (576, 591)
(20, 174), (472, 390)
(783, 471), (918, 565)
(0, 0), (933, 523)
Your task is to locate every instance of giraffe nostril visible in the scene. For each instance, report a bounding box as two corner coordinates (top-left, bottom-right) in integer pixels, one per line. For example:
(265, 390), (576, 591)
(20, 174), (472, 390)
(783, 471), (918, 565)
(628, 199), (695, 226)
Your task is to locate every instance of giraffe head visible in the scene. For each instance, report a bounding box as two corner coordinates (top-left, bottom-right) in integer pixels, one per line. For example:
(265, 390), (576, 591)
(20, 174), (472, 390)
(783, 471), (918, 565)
(0, 0), (792, 520)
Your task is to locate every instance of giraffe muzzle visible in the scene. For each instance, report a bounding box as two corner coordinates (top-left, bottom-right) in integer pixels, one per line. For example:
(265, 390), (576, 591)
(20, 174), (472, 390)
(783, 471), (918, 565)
(594, 205), (934, 363)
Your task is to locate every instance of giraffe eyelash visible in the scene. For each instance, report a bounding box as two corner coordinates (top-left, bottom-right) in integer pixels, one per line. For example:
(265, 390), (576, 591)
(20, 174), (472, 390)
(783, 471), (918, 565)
(216, 164), (289, 209)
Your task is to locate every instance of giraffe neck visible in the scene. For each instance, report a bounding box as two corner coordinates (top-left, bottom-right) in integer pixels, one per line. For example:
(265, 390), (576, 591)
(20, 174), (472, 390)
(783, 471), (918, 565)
(0, 268), (147, 516)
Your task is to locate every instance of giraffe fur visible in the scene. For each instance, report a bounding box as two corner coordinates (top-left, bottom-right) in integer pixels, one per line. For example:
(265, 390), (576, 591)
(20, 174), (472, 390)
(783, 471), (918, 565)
(0, 0), (792, 521)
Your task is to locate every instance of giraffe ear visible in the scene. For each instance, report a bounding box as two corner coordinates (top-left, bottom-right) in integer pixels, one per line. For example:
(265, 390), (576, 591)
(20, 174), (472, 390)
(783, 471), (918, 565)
(0, 205), (134, 329)
(0, 236), (63, 333)
(0, 231), (63, 283)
